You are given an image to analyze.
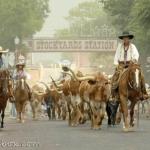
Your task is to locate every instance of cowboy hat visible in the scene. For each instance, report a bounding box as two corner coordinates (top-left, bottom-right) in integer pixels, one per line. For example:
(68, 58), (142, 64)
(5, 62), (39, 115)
(0, 46), (9, 53)
(118, 31), (134, 39)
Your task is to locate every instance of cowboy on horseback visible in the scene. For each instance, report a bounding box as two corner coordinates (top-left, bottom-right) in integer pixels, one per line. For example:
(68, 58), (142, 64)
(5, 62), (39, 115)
(111, 31), (149, 100)
(13, 55), (31, 99)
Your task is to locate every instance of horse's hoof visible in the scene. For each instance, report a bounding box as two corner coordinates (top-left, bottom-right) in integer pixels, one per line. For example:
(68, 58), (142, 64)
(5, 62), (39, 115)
(123, 127), (135, 132)
(128, 127), (135, 132)
(71, 123), (75, 127)
(92, 127), (101, 130)
(21, 120), (25, 123)
(123, 128), (129, 132)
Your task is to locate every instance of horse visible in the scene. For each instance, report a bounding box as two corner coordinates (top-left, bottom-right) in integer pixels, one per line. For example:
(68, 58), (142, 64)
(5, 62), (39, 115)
(0, 70), (14, 128)
(14, 78), (30, 123)
(118, 62), (143, 132)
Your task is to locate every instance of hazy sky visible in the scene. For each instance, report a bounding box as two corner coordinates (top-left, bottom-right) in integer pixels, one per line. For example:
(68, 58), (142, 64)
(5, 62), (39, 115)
(34, 0), (90, 37)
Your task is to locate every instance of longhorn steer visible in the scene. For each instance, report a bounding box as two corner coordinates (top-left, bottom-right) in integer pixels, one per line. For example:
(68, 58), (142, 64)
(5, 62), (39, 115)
(62, 67), (111, 129)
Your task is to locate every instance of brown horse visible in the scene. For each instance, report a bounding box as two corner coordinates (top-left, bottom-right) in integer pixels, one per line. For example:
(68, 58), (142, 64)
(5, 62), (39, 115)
(0, 70), (14, 128)
(118, 63), (143, 131)
(14, 78), (30, 123)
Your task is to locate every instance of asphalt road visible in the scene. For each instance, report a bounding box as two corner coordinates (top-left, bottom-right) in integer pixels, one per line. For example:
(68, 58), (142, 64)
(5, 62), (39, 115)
(0, 118), (150, 150)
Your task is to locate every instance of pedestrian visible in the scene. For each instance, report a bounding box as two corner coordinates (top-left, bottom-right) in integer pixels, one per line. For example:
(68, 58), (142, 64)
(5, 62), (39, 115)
(0, 46), (9, 69)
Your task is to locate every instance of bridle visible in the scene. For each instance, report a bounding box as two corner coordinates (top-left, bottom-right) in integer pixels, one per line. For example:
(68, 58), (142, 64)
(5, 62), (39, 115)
(0, 70), (13, 96)
(127, 65), (141, 90)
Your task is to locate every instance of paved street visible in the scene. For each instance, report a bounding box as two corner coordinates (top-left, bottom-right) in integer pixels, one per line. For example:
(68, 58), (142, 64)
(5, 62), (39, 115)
(0, 118), (150, 150)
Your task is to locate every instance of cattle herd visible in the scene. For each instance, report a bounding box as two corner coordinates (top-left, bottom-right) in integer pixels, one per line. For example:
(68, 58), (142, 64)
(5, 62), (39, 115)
(8, 67), (150, 132)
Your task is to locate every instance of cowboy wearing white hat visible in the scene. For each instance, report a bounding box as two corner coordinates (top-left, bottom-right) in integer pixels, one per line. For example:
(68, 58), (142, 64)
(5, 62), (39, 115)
(13, 55), (31, 99)
(13, 55), (30, 80)
(0, 46), (9, 69)
(111, 31), (148, 100)
(57, 60), (72, 81)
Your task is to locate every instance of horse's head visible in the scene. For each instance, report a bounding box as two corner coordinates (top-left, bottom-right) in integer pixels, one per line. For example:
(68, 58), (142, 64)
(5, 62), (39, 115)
(128, 63), (141, 90)
(0, 70), (14, 99)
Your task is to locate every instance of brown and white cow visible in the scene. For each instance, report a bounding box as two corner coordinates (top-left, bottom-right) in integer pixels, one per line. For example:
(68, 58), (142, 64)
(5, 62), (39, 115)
(52, 71), (85, 126)
(49, 84), (67, 120)
(62, 67), (111, 129)
(31, 82), (48, 120)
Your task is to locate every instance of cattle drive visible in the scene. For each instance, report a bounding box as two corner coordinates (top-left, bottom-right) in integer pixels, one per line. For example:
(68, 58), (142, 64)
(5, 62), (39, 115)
(0, 32), (150, 134)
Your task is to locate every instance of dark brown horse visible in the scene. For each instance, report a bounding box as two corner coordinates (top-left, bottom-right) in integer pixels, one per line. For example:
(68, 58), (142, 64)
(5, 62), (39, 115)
(0, 70), (14, 128)
(118, 63), (142, 132)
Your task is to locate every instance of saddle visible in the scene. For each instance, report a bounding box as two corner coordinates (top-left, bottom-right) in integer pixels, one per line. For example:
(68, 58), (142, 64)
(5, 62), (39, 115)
(111, 68), (128, 90)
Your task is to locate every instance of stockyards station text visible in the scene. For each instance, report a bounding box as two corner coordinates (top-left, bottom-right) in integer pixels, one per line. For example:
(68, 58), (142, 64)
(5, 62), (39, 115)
(26, 39), (117, 52)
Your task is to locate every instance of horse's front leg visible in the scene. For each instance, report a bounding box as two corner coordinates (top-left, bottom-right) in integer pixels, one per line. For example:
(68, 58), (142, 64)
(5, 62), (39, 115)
(1, 110), (5, 128)
(129, 101), (136, 127)
(120, 95), (129, 131)
(21, 103), (27, 123)
(15, 103), (21, 122)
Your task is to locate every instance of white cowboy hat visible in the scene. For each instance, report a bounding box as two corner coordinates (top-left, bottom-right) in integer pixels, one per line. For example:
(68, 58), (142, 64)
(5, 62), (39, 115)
(16, 55), (26, 66)
(61, 60), (71, 67)
(0, 46), (9, 53)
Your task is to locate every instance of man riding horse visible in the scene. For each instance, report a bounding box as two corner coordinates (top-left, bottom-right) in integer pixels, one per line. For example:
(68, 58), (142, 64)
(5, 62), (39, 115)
(111, 31), (149, 101)
(0, 47), (14, 128)
(13, 55), (31, 99)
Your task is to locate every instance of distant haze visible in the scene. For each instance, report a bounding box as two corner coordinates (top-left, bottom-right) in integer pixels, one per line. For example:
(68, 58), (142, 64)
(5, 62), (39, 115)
(34, 0), (91, 37)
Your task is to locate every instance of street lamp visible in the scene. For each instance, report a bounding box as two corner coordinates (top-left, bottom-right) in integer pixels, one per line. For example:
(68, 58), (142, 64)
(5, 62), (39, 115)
(14, 36), (20, 45)
(14, 36), (20, 64)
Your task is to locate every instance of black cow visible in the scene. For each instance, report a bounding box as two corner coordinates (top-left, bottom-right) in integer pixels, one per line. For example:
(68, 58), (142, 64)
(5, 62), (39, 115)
(106, 100), (119, 126)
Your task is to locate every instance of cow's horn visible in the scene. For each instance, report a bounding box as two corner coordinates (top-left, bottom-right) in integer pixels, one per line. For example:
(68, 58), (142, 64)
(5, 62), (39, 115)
(39, 82), (50, 92)
(50, 76), (63, 88)
(63, 67), (95, 81)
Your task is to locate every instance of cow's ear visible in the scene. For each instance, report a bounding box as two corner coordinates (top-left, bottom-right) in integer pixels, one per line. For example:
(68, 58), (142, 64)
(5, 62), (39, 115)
(88, 80), (96, 85)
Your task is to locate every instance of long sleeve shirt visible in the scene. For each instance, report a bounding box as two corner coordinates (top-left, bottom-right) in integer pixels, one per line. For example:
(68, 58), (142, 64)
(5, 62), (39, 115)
(114, 43), (139, 65)
(13, 70), (31, 80)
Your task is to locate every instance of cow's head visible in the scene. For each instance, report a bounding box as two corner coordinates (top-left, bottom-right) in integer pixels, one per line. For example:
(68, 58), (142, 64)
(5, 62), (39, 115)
(88, 72), (110, 101)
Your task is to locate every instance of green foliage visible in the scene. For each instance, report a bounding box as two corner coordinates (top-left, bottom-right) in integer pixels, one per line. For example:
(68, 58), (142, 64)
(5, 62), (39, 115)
(103, 0), (150, 81)
(55, 1), (112, 38)
(55, 1), (115, 68)
(103, 0), (150, 54)
(0, 0), (49, 50)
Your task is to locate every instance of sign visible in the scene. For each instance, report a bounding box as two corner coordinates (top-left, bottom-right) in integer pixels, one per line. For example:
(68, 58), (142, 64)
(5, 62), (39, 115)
(24, 39), (117, 52)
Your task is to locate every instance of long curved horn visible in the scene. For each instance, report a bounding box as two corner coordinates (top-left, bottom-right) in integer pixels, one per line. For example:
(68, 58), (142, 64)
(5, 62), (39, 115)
(62, 67), (95, 81)
(32, 90), (45, 96)
(39, 82), (50, 92)
(61, 71), (76, 81)
(50, 76), (63, 88)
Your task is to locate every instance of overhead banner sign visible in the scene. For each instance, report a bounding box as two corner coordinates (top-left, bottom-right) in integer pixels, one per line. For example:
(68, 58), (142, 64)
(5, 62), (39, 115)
(24, 39), (117, 52)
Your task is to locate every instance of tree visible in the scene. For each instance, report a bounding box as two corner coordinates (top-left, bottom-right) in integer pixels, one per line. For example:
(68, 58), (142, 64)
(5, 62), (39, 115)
(55, 1), (113, 38)
(0, 0), (49, 50)
(55, 1), (115, 69)
(102, 0), (150, 81)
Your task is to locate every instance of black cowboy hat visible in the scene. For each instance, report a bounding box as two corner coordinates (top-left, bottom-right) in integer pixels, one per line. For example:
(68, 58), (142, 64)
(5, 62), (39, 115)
(118, 31), (134, 39)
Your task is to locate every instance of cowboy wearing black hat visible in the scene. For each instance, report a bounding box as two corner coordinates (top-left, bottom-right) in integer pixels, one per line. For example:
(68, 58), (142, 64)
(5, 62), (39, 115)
(111, 31), (149, 100)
